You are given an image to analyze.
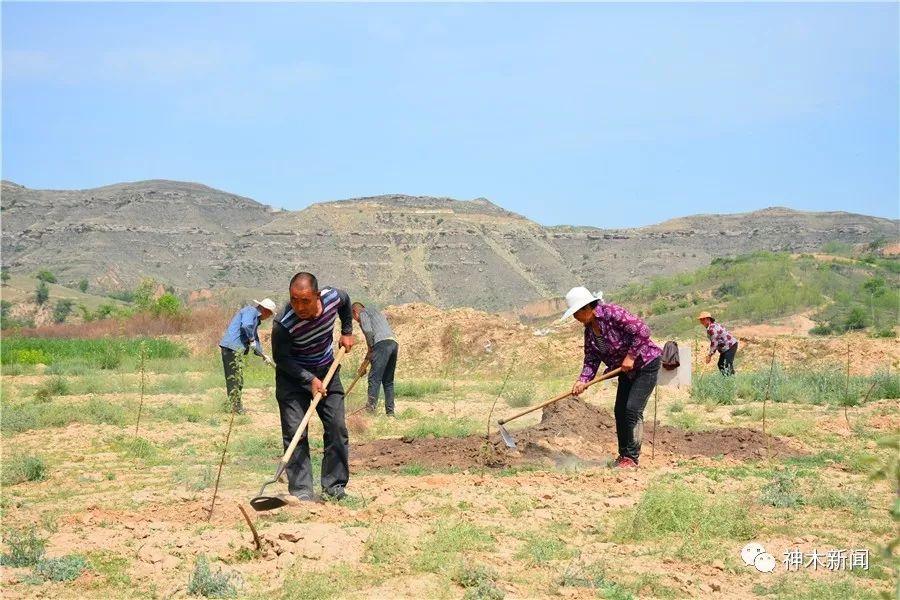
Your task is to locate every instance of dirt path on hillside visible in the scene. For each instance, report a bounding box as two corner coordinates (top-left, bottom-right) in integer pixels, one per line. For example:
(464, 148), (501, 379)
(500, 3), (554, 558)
(351, 397), (801, 471)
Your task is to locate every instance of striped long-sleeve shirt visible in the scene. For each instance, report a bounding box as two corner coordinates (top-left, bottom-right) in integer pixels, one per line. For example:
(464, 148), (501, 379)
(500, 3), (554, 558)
(272, 287), (352, 384)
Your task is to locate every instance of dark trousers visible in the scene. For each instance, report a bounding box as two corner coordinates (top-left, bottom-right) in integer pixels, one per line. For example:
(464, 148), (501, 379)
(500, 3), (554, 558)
(275, 365), (348, 497)
(718, 342), (738, 376)
(614, 357), (660, 463)
(220, 347), (244, 412)
(366, 340), (398, 414)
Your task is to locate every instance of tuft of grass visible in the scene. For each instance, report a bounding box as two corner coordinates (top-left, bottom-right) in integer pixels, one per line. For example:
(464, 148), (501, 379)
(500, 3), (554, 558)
(108, 436), (162, 462)
(403, 415), (479, 439)
(667, 400), (684, 414)
(1, 526), (47, 567)
(34, 375), (69, 402)
(393, 379), (449, 398)
(753, 576), (880, 600)
(452, 563), (505, 600)
(759, 470), (804, 508)
(557, 562), (635, 600)
(2, 454), (48, 486)
(502, 381), (535, 408)
(172, 465), (214, 491)
(33, 555), (88, 582)
(86, 551), (131, 588)
(808, 488), (867, 513)
(613, 481), (755, 561)
(280, 564), (363, 600)
(363, 529), (406, 565)
(668, 410), (701, 431)
(415, 521), (496, 574)
(187, 555), (239, 598)
(769, 417), (814, 438)
(514, 533), (576, 565)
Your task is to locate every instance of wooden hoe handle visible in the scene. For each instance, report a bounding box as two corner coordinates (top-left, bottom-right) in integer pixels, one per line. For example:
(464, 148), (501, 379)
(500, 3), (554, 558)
(498, 367), (623, 426)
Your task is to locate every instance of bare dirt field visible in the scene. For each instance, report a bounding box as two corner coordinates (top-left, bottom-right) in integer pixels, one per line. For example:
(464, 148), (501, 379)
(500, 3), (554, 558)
(1, 321), (897, 599)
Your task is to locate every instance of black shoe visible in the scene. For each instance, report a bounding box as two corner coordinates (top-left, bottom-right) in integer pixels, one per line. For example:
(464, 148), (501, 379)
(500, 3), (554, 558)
(291, 490), (314, 502)
(323, 486), (346, 501)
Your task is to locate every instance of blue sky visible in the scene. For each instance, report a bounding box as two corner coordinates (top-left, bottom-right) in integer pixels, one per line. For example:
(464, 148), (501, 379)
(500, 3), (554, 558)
(3, 2), (897, 227)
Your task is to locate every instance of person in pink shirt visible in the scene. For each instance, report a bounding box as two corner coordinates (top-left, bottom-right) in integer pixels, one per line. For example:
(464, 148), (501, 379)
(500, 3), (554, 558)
(698, 311), (738, 375)
(563, 287), (662, 469)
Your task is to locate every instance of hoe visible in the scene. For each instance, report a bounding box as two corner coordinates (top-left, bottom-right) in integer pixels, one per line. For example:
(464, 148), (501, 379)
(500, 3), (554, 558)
(497, 367), (622, 449)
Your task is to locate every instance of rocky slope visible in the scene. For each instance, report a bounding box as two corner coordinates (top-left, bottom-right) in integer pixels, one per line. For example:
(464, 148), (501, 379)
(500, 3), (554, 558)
(2, 180), (896, 310)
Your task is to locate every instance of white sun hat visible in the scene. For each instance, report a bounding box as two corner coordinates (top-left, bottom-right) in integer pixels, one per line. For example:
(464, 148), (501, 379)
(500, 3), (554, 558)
(560, 287), (603, 321)
(253, 298), (277, 313)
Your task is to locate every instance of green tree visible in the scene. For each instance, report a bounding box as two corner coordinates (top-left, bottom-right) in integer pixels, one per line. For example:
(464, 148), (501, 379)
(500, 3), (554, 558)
(844, 306), (868, 331)
(1, 267), (10, 284)
(35, 281), (50, 305)
(77, 279), (89, 293)
(35, 269), (57, 284)
(153, 293), (181, 317)
(53, 299), (75, 324)
(133, 279), (157, 311)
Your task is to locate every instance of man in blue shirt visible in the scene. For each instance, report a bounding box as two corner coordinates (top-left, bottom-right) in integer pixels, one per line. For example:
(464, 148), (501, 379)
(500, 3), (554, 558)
(219, 298), (276, 414)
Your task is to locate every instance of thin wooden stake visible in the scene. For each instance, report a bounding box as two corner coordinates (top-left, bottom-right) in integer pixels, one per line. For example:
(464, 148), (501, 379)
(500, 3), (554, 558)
(651, 386), (659, 461)
(762, 341), (777, 460)
(134, 341), (147, 435)
(238, 503), (262, 551)
(207, 407), (237, 521)
(844, 340), (852, 429)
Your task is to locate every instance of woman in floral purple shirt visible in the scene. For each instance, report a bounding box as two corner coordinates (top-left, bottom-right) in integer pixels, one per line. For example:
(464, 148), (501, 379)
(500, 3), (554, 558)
(698, 311), (738, 375)
(562, 287), (662, 469)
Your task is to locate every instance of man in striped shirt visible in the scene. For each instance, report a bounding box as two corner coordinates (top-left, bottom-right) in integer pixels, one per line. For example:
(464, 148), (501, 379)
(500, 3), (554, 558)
(272, 272), (355, 501)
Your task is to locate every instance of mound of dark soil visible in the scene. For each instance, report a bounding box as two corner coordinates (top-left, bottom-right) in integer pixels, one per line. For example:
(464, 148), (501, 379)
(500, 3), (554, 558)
(350, 397), (800, 472)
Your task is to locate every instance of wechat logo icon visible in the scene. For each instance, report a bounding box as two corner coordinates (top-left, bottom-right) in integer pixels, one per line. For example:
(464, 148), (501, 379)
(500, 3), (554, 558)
(741, 542), (777, 573)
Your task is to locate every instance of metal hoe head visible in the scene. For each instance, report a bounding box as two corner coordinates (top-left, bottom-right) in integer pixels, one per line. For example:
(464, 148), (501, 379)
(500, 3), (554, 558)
(497, 421), (517, 449)
(250, 466), (288, 511)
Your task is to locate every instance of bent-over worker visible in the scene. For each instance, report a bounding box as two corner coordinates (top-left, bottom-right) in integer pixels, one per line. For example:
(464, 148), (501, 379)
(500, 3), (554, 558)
(698, 311), (738, 375)
(351, 302), (398, 416)
(563, 287), (661, 469)
(272, 272), (354, 501)
(218, 298), (276, 414)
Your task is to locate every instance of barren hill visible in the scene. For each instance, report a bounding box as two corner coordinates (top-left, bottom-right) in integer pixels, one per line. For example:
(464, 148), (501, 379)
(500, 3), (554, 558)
(2, 180), (896, 310)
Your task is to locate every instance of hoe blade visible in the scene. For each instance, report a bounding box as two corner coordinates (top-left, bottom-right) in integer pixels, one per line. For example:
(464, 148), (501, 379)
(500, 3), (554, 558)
(250, 494), (289, 512)
(498, 422), (517, 449)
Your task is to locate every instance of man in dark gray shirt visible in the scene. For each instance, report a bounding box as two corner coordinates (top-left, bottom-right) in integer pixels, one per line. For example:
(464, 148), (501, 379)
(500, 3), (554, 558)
(351, 302), (398, 416)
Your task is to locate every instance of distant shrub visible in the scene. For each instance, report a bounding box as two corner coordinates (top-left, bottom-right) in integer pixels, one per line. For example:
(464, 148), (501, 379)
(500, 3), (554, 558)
(1, 267), (9, 283)
(843, 307), (868, 331)
(809, 323), (832, 336)
(35, 269), (56, 283)
(871, 328), (896, 339)
(13, 349), (50, 365)
(77, 279), (89, 293)
(35, 281), (49, 305)
(153, 293), (182, 317)
(53, 299), (75, 324)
